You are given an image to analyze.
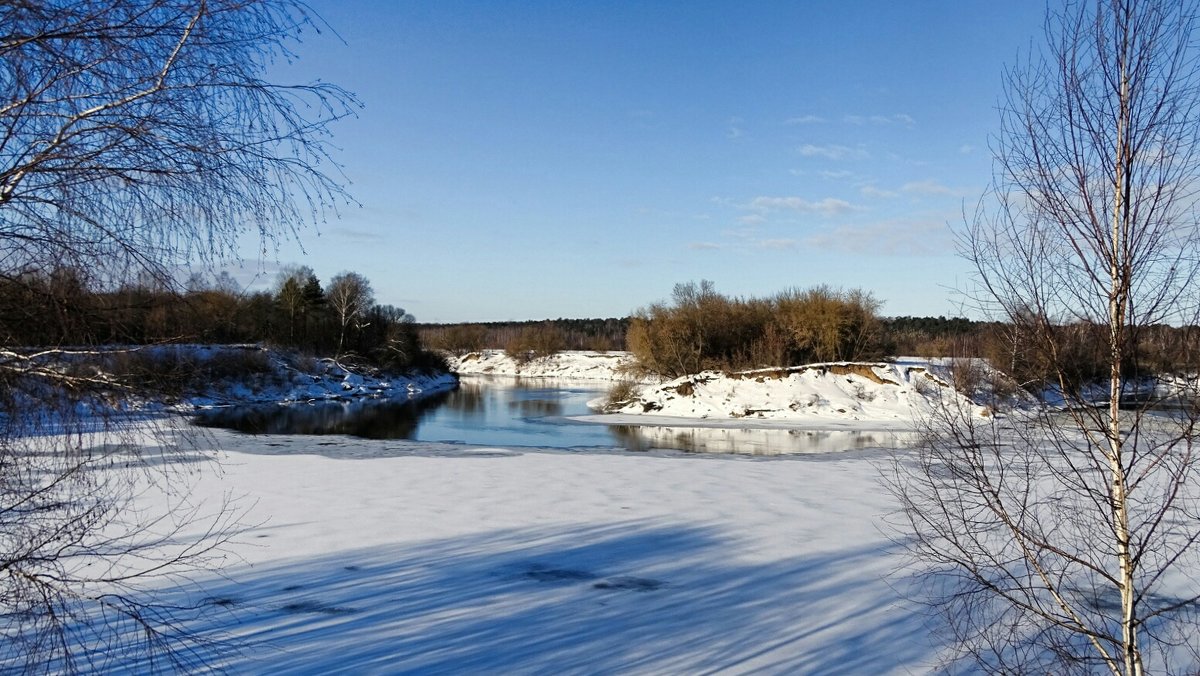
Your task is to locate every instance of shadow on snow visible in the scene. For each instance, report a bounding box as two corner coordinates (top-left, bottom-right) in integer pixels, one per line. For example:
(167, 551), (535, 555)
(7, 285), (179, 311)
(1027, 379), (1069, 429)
(95, 520), (936, 674)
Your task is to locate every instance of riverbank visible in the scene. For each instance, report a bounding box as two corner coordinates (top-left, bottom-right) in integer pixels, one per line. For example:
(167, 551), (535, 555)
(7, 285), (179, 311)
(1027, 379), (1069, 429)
(449, 350), (994, 426)
(122, 344), (460, 409)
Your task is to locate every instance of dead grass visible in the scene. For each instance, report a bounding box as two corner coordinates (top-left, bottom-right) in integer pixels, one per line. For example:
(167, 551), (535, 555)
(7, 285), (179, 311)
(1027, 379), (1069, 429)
(827, 363), (898, 385)
(729, 363), (899, 386)
(604, 380), (641, 412)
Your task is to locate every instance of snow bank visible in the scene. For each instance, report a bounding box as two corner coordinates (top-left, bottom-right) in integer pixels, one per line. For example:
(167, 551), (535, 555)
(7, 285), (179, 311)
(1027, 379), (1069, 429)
(155, 344), (458, 408)
(447, 349), (639, 381)
(606, 359), (986, 424)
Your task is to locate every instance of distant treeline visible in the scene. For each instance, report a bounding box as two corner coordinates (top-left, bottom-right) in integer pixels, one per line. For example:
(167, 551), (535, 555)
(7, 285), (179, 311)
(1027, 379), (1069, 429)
(420, 279), (1200, 393)
(10, 267), (1199, 389)
(419, 318), (630, 354)
(418, 312), (982, 361)
(0, 266), (444, 371)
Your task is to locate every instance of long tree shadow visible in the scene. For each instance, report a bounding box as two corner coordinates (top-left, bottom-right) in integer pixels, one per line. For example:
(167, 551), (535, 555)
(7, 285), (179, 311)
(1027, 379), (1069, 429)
(115, 521), (935, 674)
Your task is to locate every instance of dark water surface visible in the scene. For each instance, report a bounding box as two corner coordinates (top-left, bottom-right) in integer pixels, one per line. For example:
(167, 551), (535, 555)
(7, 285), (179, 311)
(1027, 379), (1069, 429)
(194, 377), (913, 456)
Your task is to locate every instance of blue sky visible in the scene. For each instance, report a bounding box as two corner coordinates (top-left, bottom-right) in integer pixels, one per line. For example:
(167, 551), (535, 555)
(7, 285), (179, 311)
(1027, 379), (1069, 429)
(245, 1), (1048, 322)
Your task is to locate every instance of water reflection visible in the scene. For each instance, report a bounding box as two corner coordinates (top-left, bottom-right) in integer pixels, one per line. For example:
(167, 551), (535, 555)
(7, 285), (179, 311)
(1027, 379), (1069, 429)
(194, 391), (449, 439)
(194, 378), (914, 456)
(608, 425), (915, 456)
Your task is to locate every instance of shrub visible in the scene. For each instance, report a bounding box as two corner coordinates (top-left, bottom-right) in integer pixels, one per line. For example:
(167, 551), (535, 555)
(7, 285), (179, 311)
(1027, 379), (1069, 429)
(627, 281), (884, 378)
(505, 323), (566, 365)
(604, 380), (641, 411)
(432, 324), (489, 356)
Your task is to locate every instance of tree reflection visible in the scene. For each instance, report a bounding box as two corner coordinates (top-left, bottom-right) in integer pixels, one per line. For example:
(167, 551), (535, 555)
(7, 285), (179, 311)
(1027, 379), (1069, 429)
(194, 391), (454, 439)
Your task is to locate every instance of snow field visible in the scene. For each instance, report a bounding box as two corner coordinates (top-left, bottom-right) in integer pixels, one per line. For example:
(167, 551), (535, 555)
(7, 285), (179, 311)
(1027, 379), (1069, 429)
(120, 427), (933, 674)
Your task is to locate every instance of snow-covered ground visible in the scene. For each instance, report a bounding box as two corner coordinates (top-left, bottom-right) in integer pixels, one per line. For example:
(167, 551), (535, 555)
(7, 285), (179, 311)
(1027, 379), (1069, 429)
(605, 360), (983, 424)
(18, 350), (1192, 672)
(139, 344), (459, 408)
(113, 427), (933, 674)
(446, 349), (638, 381)
(18, 350), (1016, 672)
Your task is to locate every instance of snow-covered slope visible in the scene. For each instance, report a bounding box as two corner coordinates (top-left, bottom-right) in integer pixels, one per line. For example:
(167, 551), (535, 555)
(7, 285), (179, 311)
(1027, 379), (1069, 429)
(130, 344), (458, 408)
(606, 359), (985, 423)
(447, 349), (638, 381)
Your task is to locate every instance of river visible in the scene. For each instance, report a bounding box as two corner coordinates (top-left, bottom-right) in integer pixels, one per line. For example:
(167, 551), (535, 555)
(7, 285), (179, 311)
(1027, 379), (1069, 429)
(194, 376), (914, 456)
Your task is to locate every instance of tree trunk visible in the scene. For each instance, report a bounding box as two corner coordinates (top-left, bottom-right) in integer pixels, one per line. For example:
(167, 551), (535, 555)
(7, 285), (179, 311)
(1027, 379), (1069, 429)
(1109, 45), (1141, 676)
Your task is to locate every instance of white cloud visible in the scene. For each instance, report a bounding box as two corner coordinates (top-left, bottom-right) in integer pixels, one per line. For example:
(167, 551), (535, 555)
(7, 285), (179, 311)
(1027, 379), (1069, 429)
(757, 238), (798, 250)
(860, 185), (898, 199)
(747, 196), (860, 216)
(784, 114), (824, 125)
(738, 213), (767, 225)
(959, 144), (975, 155)
(803, 219), (949, 255)
(901, 179), (955, 196)
(687, 242), (723, 251)
(798, 144), (868, 160)
(818, 170), (853, 180)
(720, 226), (762, 240)
(843, 114), (915, 127)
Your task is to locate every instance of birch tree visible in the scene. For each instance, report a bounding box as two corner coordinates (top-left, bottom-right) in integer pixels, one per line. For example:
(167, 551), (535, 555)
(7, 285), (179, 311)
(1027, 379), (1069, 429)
(0, 1), (354, 670)
(327, 271), (373, 357)
(894, 1), (1200, 673)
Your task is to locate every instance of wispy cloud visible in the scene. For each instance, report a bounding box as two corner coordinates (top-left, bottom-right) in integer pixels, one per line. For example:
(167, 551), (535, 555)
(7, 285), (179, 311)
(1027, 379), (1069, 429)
(818, 169), (854, 180)
(860, 185), (898, 199)
(757, 238), (798, 250)
(788, 169), (859, 180)
(959, 144), (975, 155)
(720, 226), (763, 240)
(803, 218), (949, 255)
(687, 241), (723, 251)
(727, 116), (745, 139)
(784, 114), (824, 125)
(901, 179), (956, 196)
(747, 196), (860, 216)
(843, 113), (916, 127)
(329, 226), (386, 244)
(798, 143), (869, 160)
(738, 213), (767, 225)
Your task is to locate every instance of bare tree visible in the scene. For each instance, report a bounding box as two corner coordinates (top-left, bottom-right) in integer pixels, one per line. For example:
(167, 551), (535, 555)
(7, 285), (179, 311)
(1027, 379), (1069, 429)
(274, 264), (318, 342)
(327, 271), (373, 357)
(893, 1), (1200, 673)
(0, 0), (354, 671)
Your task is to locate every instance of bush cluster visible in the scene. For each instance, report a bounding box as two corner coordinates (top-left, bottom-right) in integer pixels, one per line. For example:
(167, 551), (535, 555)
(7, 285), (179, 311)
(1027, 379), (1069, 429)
(503, 323), (567, 364)
(626, 281), (884, 378)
